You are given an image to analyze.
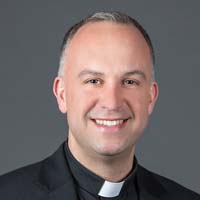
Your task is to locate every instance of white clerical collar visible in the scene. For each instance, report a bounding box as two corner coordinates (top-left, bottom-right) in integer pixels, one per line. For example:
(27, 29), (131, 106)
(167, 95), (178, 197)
(98, 180), (125, 198)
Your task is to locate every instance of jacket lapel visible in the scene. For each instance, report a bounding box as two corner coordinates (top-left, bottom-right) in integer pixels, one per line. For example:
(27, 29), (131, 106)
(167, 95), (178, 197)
(137, 165), (167, 200)
(37, 142), (79, 200)
(139, 185), (161, 200)
(46, 182), (79, 200)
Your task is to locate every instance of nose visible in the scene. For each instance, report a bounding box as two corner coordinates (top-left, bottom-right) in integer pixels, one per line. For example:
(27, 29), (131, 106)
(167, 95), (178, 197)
(99, 84), (123, 111)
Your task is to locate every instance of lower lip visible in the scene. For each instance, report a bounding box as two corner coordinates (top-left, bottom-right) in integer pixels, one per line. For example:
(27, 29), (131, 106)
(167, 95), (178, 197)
(91, 119), (128, 133)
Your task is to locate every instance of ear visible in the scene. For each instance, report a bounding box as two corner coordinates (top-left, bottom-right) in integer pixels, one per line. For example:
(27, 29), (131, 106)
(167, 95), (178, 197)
(53, 76), (67, 113)
(148, 81), (159, 115)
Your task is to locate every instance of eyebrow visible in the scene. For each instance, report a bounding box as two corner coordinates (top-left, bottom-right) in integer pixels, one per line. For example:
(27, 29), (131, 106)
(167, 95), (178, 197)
(123, 70), (146, 80)
(78, 69), (146, 80)
(78, 70), (104, 78)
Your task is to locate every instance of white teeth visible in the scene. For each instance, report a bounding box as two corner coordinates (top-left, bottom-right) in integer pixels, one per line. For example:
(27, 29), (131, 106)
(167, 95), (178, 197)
(95, 119), (124, 126)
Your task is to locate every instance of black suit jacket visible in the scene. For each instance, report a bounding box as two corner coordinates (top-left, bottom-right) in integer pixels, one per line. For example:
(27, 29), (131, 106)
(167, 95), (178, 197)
(0, 142), (199, 200)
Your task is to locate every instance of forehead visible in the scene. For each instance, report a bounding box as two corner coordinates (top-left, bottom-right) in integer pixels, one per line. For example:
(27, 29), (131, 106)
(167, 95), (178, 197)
(68, 21), (150, 52)
(63, 22), (152, 78)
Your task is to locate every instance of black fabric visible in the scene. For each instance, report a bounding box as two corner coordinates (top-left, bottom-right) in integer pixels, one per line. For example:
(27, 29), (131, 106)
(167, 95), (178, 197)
(0, 141), (200, 200)
(64, 142), (138, 200)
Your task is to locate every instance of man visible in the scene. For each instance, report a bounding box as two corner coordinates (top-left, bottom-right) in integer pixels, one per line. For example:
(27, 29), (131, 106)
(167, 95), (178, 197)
(0, 11), (199, 200)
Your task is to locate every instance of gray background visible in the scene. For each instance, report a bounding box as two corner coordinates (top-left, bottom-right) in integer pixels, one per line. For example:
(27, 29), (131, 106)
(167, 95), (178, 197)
(0, 0), (199, 194)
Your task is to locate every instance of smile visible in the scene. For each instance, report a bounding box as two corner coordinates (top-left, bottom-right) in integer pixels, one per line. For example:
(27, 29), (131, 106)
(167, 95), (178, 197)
(93, 119), (128, 127)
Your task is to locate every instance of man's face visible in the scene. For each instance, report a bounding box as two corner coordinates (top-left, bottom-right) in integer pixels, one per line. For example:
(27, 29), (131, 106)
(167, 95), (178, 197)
(54, 22), (158, 160)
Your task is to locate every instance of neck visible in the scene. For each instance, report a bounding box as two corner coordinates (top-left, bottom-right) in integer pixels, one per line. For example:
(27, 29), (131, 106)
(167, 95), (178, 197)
(67, 137), (135, 182)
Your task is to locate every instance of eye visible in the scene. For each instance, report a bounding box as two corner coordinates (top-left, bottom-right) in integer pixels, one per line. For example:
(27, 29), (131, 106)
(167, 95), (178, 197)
(85, 79), (102, 85)
(123, 79), (139, 86)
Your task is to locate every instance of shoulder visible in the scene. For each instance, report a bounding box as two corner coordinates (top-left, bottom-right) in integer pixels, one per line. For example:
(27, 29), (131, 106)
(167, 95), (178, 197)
(0, 160), (46, 199)
(0, 143), (71, 199)
(138, 165), (200, 199)
(0, 161), (41, 186)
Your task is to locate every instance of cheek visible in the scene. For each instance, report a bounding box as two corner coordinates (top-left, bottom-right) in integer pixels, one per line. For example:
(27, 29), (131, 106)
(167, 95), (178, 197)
(127, 90), (150, 113)
(66, 86), (98, 114)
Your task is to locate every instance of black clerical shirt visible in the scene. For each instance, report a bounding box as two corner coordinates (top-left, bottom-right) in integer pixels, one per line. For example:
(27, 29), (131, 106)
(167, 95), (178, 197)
(64, 143), (139, 200)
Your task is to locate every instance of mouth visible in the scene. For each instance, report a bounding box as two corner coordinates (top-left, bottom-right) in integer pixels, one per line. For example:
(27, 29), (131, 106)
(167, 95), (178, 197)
(91, 118), (129, 127)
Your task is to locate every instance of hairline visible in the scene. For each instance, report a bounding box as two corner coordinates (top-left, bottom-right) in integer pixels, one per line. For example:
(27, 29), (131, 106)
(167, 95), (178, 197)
(58, 13), (155, 81)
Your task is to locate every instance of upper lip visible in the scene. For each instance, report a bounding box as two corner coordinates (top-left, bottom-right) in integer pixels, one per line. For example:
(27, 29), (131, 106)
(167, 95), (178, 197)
(91, 118), (129, 121)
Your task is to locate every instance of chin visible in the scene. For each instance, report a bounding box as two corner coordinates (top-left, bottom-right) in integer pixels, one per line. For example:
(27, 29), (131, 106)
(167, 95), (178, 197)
(93, 143), (129, 157)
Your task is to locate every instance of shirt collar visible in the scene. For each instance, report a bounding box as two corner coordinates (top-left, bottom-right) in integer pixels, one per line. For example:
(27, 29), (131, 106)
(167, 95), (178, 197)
(64, 141), (138, 198)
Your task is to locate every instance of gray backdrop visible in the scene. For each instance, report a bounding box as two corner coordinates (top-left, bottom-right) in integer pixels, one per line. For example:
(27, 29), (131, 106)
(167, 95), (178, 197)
(0, 0), (199, 194)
